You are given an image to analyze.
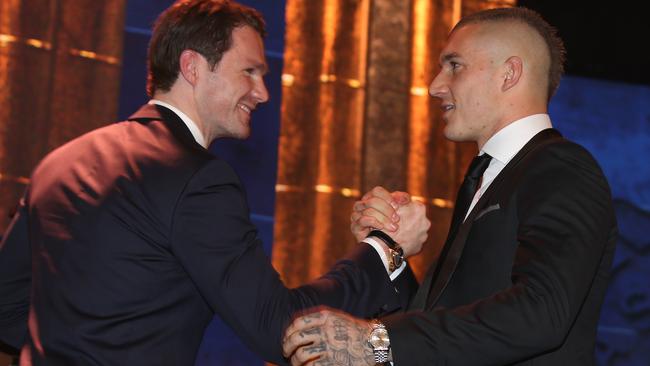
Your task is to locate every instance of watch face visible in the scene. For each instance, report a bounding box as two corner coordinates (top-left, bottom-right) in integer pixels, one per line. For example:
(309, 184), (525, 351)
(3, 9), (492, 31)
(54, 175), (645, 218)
(392, 251), (404, 267)
(369, 328), (390, 349)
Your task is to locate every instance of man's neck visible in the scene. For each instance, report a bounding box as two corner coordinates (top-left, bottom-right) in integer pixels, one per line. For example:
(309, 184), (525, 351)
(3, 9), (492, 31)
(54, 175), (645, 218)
(150, 94), (209, 148)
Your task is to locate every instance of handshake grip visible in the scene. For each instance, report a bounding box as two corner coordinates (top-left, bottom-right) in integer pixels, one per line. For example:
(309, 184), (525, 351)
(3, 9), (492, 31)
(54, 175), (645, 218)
(351, 186), (431, 258)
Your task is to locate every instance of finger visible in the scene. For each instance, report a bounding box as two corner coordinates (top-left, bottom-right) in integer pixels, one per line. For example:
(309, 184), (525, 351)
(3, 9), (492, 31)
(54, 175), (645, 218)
(354, 202), (395, 228)
(351, 224), (370, 242)
(356, 210), (397, 232)
(352, 200), (366, 213)
(350, 211), (362, 223)
(361, 186), (393, 204)
(390, 191), (411, 205)
(284, 311), (327, 339)
(283, 313), (327, 356)
(291, 341), (327, 365)
(363, 197), (399, 222)
(283, 325), (322, 358)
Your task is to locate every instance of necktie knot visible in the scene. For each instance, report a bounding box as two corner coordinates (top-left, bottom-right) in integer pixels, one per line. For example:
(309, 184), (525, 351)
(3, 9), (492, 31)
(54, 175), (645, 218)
(466, 153), (492, 180)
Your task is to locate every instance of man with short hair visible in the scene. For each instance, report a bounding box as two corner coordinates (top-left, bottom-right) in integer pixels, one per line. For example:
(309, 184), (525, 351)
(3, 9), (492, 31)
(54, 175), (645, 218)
(0, 1), (430, 365)
(283, 7), (617, 365)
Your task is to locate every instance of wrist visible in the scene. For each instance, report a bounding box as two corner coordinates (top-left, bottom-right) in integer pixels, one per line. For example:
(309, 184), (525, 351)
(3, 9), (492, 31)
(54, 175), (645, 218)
(367, 230), (404, 272)
(367, 319), (392, 364)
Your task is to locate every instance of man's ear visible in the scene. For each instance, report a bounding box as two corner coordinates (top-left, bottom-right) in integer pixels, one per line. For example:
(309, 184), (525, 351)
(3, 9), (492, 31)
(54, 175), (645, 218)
(179, 49), (200, 86)
(502, 56), (522, 91)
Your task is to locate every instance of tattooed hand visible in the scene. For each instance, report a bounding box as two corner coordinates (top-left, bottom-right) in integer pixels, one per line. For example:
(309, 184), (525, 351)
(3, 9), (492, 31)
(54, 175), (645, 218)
(282, 307), (376, 366)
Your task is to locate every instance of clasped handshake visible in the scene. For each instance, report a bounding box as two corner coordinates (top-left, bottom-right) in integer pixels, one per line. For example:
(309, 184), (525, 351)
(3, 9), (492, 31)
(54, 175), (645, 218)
(282, 186), (431, 366)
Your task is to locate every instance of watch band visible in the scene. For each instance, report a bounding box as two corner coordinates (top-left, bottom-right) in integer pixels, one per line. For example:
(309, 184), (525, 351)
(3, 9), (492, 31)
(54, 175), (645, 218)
(367, 230), (404, 272)
(374, 349), (389, 364)
(367, 230), (398, 250)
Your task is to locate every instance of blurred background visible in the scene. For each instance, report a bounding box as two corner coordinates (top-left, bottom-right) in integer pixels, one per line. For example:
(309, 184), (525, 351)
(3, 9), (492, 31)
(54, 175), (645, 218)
(1, 0), (648, 365)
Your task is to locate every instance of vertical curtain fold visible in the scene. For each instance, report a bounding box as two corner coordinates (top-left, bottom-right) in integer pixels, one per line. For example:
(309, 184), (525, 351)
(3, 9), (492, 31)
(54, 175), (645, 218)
(0, 0), (125, 231)
(273, 0), (516, 285)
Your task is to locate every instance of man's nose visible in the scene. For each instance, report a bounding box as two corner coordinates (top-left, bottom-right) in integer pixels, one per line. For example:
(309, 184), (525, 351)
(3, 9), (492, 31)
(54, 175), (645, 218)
(428, 72), (447, 99)
(253, 80), (269, 103)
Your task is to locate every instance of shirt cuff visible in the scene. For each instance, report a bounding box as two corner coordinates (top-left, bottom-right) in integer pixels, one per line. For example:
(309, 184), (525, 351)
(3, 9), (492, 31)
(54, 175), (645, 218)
(363, 237), (406, 281)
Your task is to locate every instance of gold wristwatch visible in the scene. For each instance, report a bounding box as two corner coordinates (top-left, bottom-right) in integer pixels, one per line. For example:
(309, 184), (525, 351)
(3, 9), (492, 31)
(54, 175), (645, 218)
(367, 230), (404, 272)
(368, 319), (390, 364)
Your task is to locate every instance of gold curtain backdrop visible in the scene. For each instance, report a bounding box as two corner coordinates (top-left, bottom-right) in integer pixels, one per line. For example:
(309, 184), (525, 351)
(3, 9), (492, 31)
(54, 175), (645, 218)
(0, 0), (125, 230)
(272, 0), (515, 287)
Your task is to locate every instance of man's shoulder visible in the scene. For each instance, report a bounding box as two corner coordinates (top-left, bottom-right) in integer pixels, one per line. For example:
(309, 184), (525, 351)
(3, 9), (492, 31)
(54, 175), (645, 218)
(531, 133), (602, 172)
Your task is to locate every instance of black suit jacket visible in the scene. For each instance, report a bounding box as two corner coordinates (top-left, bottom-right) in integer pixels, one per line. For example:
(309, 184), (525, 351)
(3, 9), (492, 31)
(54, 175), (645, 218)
(0, 104), (413, 365)
(384, 129), (617, 365)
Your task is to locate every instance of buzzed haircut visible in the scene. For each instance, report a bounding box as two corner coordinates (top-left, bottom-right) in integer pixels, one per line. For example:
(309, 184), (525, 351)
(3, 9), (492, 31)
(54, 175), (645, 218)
(453, 7), (566, 101)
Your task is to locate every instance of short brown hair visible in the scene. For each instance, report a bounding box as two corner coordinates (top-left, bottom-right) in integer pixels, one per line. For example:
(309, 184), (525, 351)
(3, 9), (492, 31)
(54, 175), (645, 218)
(454, 7), (566, 101)
(146, 0), (266, 96)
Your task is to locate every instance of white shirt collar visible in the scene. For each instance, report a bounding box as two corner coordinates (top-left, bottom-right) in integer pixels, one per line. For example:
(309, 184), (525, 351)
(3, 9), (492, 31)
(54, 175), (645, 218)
(148, 100), (208, 148)
(481, 114), (553, 164)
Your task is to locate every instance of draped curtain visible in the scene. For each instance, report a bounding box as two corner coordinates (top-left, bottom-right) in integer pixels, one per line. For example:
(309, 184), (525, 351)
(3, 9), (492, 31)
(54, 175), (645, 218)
(0, 0), (125, 231)
(272, 0), (515, 286)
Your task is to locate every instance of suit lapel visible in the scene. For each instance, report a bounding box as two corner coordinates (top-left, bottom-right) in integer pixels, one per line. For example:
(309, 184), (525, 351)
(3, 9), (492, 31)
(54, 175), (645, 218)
(418, 128), (563, 310)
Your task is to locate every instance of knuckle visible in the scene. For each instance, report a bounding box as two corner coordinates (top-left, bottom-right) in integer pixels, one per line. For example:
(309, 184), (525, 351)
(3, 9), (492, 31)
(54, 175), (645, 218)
(361, 207), (377, 217)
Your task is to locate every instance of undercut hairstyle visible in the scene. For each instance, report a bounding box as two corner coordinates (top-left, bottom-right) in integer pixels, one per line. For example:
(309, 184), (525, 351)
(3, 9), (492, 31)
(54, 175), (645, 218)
(146, 0), (266, 96)
(453, 7), (566, 101)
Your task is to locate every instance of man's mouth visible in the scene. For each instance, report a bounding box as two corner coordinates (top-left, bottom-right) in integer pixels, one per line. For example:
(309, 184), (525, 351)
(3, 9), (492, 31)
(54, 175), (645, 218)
(441, 103), (455, 112)
(237, 103), (252, 114)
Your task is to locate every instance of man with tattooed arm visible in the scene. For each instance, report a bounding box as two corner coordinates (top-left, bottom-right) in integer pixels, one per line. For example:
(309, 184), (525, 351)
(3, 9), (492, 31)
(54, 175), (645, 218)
(282, 7), (616, 366)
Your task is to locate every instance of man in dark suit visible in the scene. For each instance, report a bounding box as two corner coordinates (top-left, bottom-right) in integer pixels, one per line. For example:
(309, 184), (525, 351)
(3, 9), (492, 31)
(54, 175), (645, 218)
(283, 7), (617, 365)
(0, 1), (431, 365)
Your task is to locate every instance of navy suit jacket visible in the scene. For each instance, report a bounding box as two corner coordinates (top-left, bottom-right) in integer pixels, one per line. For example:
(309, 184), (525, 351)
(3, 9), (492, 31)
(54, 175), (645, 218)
(384, 129), (617, 365)
(0, 104), (415, 365)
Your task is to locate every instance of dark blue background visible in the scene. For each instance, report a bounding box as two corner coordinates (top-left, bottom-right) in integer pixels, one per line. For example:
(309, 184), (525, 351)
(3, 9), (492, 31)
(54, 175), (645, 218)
(550, 77), (650, 366)
(119, 2), (650, 365)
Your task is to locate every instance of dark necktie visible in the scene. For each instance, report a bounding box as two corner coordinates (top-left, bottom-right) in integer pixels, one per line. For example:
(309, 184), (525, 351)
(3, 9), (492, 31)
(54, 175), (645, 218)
(410, 153), (492, 310)
(447, 153), (493, 239)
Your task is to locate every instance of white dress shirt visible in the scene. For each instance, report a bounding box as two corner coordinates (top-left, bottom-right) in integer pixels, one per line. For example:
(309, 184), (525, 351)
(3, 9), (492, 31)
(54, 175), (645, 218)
(465, 114), (553, 220)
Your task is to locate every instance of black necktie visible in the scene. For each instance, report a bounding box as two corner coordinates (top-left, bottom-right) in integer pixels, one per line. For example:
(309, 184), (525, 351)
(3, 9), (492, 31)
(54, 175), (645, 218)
(447, 153), (493, 238)
(410, 153), (493, 310)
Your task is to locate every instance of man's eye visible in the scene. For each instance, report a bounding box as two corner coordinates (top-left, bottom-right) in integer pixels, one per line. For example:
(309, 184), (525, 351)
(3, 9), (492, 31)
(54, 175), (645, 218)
(450, 62), (460, 70)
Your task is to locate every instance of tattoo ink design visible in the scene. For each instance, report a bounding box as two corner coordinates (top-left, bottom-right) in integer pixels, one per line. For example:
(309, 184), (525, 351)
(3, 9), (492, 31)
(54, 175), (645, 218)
(300, 326), (322, 338)
(312, 313), (375, 366)
(305, 342), (328, 355)
(333, 319), (349, 341)
(302, 312), (323, 324)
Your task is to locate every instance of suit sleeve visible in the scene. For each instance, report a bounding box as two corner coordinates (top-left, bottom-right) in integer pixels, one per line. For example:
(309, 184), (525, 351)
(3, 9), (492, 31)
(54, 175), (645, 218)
(169, 160), (404, 364)
(0, 195), (31, 352)
(382, 143), (617, 365)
